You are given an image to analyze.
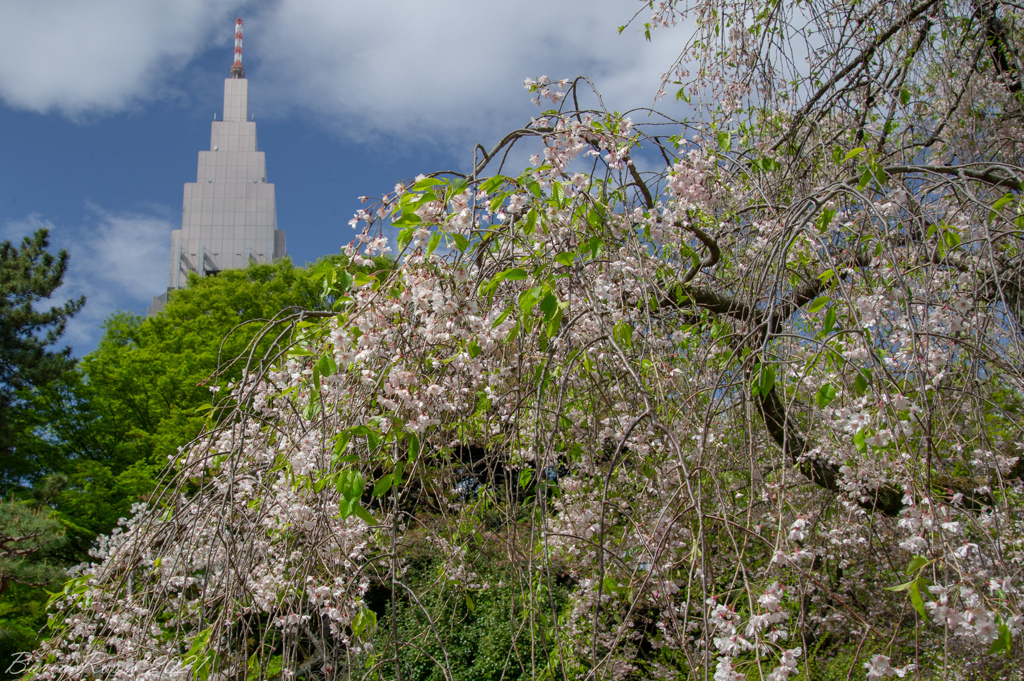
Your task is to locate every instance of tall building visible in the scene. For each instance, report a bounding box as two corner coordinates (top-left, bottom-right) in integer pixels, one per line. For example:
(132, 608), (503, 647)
(149, 19), (285, 315)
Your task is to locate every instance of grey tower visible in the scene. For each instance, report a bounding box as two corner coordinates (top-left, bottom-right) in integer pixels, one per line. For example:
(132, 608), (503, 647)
(149, 18), (284, 315)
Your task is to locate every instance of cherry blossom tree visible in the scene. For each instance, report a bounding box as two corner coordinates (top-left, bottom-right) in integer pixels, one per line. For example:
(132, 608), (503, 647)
(27, 0), (1024, 679)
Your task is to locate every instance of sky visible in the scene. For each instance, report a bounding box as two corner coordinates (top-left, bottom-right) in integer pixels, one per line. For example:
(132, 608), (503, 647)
(0, 0), (687, 355)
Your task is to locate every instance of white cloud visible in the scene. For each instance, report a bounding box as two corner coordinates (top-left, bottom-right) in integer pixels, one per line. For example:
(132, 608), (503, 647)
(0, 213), (50, 242)
(250, 0), (687, 146)
(3, 207), (172, 355)
(0, 0), (241, 115)
(0, 0), (688, 146)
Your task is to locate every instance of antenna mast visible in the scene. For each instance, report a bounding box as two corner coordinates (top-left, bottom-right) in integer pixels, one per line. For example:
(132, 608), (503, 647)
(230, 18), (244, 78)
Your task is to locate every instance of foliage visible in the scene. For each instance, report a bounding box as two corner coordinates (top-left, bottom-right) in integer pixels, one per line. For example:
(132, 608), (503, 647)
(0, 584), (51, 680)
(11, 258), (352, 542)
(0, 258), (376, 675)
(0, 500), (66, 679)
(0, 499), (65, 598)
(0, 229), (84, 490)
(368, 556), (571, 681)
(26, 1), (1024, 680)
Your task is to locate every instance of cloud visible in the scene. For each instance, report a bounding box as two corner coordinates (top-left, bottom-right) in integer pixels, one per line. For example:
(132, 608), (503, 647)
(3, 208), (172, 355)
(0, 0), (688, 147)
(251, 0), (687, 146)
(0, 213), (50, 242)
(0, 0), (242, 115)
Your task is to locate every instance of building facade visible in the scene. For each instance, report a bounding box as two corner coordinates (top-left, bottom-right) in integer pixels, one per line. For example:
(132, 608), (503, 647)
(149, 20), (284, 315)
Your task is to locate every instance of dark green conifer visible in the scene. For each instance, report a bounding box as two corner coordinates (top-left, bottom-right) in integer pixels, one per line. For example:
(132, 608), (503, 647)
(0, 229), (84, 490)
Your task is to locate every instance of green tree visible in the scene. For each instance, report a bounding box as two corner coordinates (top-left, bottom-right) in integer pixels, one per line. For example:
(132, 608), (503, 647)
(16, 256), (375, 546)
(0, 229), (84, 490)
(0, 498), (65, 597)
(0, 499), (66, 677)
(1, 257), (366, 676)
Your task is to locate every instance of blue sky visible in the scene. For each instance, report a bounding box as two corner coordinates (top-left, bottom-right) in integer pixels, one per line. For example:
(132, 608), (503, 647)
(0, 0), (685, 354)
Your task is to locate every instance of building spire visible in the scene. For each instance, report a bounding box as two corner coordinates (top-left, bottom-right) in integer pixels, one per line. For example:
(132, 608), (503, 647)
(230, 18), (244, 78)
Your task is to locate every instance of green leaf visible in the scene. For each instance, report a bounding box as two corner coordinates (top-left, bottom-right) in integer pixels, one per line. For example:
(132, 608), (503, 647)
(480, 175), (507, 194)
(447, 178), (468, 199)
(491, 305), (513, 329)
(909, 580), (927, 619)
(547, 307), (564, 338)
(905, 555), (931, 575)
(822, 307), (837, 335)
(538, 293), (558, 321)
(467, 338), (481, 359)
(352, 607), (377, 638)
(353, 504), (377, 525)
(316, 353), (337, 378)
(519, 286), (544, 313)
(392, 213), (423, 229)
(843, 147), (866, 162)
(336, 470), (364, 519)
(338, 470), (364, 499)
(886, 580), (916, 592)
(887, 577), (928, 618)
(992, 193), (1013, 211)
(717, 131), (731, 152)
(989, 193), (1015, 222)
(989, 622), (1012, 654)
(523, 208), (537, 235)
(518, 468), (534, 489)
(613, 322), (633, 349)
(465, 592), (476, 613)
(554, 252), (575, 267)
(552, 182), (565, 207)
(490, 267), (528, 288)
(397, 226), (414, 250)
(601, 576), (625, 596)
(184, 628), (214, 681)
(411, 177), (445, 191)
(489, 193), (506, 214)
(758, 365), (776, 398)
(426, 232), (442, 255)
(900, 88), (911, 106)
(816, 208), (836, 233)
(815, 383), (836, 408)
(452, 233), (469, 251)
(372, 474), (394, 497)
(854, 370), (869, 396)
(857, 168), (873, 191)
(405, 432), (420, 461)
(807, 296), (829, 314)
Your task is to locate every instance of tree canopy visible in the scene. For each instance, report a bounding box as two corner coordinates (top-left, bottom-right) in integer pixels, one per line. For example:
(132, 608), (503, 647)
(10, 258), (346, 543)
(27, 1), (1024, 679)
(1, 259), (357, 675)
(0, 229), (84, 489)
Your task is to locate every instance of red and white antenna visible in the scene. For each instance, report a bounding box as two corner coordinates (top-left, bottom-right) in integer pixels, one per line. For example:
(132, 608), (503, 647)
(230, 18), (244, 78)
